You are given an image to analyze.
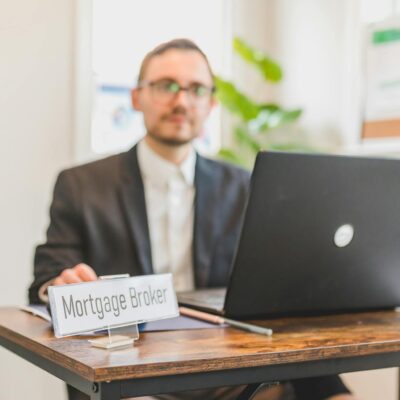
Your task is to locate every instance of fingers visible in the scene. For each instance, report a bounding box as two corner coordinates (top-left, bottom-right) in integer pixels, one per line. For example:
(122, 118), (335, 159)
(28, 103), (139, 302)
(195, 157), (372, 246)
(60, 268), (83, 284)
(74, 263), (98, 281)
(53, 276), (66, 286)
(52, 263), (97, 286)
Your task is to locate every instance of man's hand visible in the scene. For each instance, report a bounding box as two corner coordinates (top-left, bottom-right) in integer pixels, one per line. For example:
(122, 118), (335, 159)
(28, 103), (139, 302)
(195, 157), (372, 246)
(53, 263), (97, 285)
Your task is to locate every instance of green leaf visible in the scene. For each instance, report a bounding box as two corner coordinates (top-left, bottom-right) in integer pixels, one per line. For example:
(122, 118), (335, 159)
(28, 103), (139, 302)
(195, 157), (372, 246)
(258, 103), (280, 112)
(268, 143), (313, 152)
(234, 127), (262, 153)
(214, 76), (260, 121)
(233, 37), (283, 83)
(217, 148), (246, 166)
(278, 108), (303, 123)
(247, 106), (302, 133)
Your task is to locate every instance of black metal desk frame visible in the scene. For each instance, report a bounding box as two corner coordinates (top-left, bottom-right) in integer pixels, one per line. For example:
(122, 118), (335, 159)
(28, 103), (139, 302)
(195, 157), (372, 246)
(2, 333), (400, 400)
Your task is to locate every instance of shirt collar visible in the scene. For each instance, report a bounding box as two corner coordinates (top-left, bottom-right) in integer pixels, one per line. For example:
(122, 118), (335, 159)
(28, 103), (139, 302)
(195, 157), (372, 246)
(137, 139), (196, 188)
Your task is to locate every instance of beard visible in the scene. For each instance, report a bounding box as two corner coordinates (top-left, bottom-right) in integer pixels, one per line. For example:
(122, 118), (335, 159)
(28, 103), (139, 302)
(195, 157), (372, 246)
(146, 106), (198, 146)
(146, 129), (195, 147)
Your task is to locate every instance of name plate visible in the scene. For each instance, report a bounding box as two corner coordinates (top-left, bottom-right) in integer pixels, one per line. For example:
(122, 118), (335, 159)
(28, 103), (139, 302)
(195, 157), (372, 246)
(48, 274), (178, 337)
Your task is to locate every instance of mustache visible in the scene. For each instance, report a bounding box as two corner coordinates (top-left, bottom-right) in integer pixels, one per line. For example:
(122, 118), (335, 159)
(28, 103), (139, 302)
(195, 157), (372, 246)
(161, 106), (189, 120)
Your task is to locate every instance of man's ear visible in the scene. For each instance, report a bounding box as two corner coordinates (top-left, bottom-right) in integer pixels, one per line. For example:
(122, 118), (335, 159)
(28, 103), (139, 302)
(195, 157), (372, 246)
(204, 95), (218, 117)
(210, 95), (218, 110)
(131, 88), (142, 111)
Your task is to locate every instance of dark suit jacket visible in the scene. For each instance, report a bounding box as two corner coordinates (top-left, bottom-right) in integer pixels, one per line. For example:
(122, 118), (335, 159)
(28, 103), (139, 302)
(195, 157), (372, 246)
(29, 145), (250, 303)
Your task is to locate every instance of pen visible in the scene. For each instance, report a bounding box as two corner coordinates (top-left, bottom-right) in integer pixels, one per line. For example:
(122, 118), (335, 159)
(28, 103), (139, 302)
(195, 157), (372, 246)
(179, 307), (273, 336)
(179, 307), (225, 324)
(223, 317), (273, 336)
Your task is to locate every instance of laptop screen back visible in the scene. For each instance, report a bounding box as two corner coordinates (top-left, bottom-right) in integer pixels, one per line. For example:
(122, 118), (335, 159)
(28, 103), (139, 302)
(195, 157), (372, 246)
(224, 151), (400, 318)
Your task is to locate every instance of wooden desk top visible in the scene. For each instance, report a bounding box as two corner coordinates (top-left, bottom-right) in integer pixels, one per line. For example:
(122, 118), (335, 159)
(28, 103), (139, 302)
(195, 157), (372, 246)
(1, 307), (400, 383)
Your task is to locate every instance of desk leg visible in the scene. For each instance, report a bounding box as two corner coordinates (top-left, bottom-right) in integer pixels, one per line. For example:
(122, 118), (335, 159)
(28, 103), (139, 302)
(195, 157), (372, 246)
(91, 382), (120, 400)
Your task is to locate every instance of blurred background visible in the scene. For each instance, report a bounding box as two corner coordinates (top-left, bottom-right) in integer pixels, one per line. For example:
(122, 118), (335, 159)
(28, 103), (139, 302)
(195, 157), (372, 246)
(1, 0), (400, 398)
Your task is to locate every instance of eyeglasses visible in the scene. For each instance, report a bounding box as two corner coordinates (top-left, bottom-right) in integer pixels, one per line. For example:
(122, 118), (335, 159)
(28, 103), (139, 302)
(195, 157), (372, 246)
(137, 79), (215, 105)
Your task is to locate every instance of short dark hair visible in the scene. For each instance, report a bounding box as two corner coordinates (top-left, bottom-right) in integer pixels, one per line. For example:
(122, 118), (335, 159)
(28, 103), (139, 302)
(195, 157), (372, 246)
(137, 38), (214, 84)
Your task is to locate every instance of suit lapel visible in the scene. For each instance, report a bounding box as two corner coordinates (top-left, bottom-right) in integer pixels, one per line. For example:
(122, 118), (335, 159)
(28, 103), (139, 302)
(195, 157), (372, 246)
(118, 146), (153, 275)
(193, 155), (220, 287)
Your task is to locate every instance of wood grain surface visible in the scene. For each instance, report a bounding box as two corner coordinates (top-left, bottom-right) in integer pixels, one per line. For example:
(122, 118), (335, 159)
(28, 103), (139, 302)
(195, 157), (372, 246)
(1, 307), (400, 382)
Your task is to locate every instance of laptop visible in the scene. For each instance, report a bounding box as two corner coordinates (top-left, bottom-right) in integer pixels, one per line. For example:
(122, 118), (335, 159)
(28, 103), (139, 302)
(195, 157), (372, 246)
(178, 151), (400, 319)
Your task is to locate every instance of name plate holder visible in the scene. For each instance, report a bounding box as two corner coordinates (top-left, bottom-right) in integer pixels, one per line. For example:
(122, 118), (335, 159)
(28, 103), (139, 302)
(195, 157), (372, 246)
(88, 322), (139, 350)
(89, 274), (139, 349)
(48, 273), (179, 351)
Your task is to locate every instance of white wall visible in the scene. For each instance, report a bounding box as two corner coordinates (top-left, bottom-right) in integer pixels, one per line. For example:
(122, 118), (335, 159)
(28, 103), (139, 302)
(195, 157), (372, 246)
(0, 0), (74, 399)
(272, 0), (354, 147)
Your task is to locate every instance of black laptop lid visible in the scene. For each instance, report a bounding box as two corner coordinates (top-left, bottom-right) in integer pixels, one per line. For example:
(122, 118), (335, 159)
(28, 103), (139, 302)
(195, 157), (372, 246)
(224, 151), (400, 318)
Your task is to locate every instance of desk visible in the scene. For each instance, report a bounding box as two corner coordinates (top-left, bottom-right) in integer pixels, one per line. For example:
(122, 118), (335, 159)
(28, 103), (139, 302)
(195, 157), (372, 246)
(1, 307), (400, 399)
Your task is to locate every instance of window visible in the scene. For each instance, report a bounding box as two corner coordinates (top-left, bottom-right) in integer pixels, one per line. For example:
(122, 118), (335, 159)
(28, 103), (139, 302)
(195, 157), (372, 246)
(88, 0), (231, 157)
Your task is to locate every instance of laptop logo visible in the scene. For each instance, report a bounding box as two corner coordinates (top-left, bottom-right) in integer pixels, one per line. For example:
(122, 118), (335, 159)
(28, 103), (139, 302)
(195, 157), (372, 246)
(334, 224), (354, 247)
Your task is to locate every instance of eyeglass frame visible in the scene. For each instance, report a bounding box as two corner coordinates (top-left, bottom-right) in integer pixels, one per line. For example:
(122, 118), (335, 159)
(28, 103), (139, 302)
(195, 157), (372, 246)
(136, 78), (216, 105)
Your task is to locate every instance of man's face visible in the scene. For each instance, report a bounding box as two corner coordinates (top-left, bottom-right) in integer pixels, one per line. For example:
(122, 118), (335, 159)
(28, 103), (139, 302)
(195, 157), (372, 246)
(131, 49), (216, 146)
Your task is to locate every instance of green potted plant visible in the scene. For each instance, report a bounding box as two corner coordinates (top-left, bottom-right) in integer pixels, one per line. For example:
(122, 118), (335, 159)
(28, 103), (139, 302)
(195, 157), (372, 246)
(215, 37), (304, 169)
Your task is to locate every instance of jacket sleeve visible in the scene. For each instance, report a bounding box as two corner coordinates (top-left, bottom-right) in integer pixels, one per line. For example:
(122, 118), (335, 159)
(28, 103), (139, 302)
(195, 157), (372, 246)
(28, 170), (86, 303)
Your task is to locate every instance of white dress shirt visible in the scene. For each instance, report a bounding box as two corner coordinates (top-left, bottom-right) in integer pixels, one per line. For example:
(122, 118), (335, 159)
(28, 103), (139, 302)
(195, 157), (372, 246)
(137, 140), (196, 292)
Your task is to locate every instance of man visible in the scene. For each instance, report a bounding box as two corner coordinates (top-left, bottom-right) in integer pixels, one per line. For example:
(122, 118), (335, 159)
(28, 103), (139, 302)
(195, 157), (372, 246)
(29, 39), (356, 400)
